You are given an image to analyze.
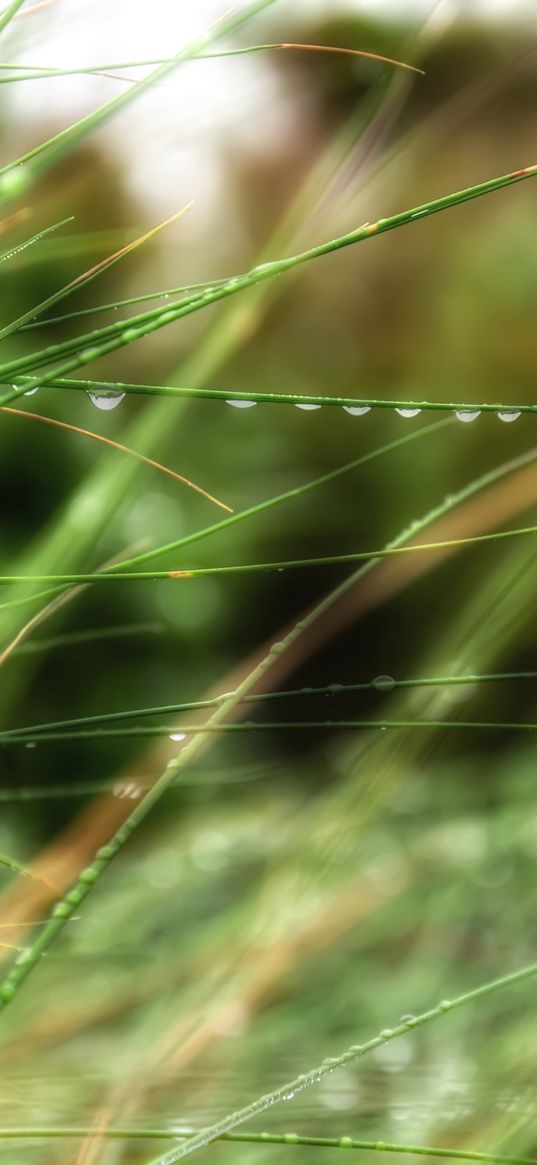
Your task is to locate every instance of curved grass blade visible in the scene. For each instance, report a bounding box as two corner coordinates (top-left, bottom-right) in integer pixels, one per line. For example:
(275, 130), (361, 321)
(1, 406), (232, 512)
(1, 519), (536, 586)
(0, 42), (425, 85)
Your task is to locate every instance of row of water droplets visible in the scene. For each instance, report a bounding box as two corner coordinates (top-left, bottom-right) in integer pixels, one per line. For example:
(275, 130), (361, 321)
(225, 400), (522, 422)
(18, 386), (522, 420)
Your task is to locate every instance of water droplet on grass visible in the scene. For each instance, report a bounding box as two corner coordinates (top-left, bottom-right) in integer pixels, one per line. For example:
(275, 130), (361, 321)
(225, 399), (257, 408)
(372, 675), (396, 692)
(87, 391), (126, 410)
(22, 385), (39, 397)
(343, 405), (370, 416)
(454, 410), (480, 423)
(497, 411), (521, 423)
(295, 402), (322, 411)
(395, 408), (421, 418)
(169, 732), (186, 743)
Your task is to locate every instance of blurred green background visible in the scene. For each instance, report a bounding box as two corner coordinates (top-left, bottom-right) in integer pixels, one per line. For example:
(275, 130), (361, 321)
(1, 4), (537, 1163)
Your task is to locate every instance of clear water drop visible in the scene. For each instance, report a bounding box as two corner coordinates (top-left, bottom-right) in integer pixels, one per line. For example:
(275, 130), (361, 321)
(497, 411), (521, 423)
(22, 385), (39, 397)
(225, 399), (257, 409)
(87, 391), (126, 411)
(343, 405), (371, 416)
(372, 675), (396, 692)
(454, 410), (481, 423)
(395, 408), (421, 418)
(169, 732), (186, 743)
(295, 403), (321, 411)
(400, 1014), (417, 1026)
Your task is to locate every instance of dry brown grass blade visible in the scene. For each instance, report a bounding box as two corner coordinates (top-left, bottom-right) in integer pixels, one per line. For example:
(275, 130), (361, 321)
(276, 42), (425, 76)
(67, 203), (193, 287)
(1, 407), (233, 512)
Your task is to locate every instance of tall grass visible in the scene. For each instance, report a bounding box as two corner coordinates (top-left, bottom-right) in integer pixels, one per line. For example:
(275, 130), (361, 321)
(0, 3), (537, 1165)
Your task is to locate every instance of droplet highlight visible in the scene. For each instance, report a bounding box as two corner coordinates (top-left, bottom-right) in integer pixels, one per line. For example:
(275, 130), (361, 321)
(497, 411), (521, 423)
(169, 732), (186, 743)
(454, 410), (481, 423)
(87, 391), (126, 411)
(225, 399), (257, 408)
(295, 403), (322, 411)
(343, 405), (371, 416)
(372, 675), (396, 692)
(395, 408), (421, 418)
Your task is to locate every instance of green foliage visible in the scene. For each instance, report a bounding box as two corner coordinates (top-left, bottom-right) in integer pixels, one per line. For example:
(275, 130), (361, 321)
(1, 4), (537, 1165)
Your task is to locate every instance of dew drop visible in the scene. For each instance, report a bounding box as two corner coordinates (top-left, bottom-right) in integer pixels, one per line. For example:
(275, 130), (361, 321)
(454, 410), (481, 423)
(372, 675), (396, 692)
(339, 1138), (354, 1149)
(295, 403), (321, 411)
(395, 408), (421, 418)
(343, 405), (371, 416)
(169, 732), (186, 743)
(22, 385), (39, 397)
(400, 1014), (417, 1026)
(283, 1091), (295, 1101)
(225, 399), (257, 408)
(24, 741), (36, 749)
(380, 1028), (393, 1039)
(284, 1133), (299, 1144)
(439, 999), (452, 1012)
(497, 411), (521, 423)
(87, 391), (126, 411)
(349, 1044), (363, 1053)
